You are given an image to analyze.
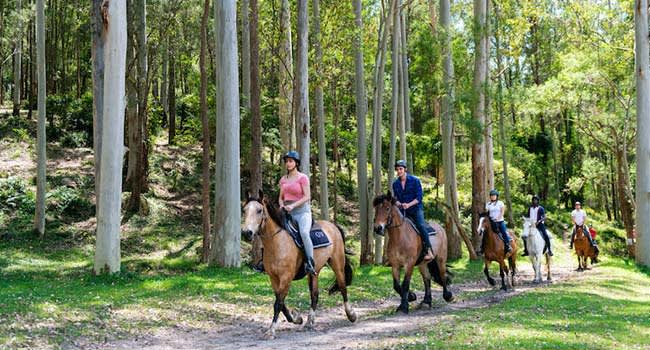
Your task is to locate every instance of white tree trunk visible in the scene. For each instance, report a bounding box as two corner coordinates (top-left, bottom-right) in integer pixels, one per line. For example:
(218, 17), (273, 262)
(94, 0), (127, 275)
(388, 0), (400, 186)
(353, 0), (372, 264)
(295, 0), (310, 178)
(211, 0), (241, 268)
(635, 0), (650, 266)
(34, 0), (46, 237)
(400, 10), (412, 166)
(312, 0), (329, 220)
(13, 0), (22, 116)
(279, 0), (294, 151)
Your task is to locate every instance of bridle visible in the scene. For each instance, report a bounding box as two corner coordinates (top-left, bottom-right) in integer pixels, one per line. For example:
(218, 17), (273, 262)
(381, 201), (404, 230)
(247, 199), (283, 238)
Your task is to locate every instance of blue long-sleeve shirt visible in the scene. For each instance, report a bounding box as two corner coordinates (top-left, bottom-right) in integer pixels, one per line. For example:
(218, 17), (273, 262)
(392, 174), (424, 216)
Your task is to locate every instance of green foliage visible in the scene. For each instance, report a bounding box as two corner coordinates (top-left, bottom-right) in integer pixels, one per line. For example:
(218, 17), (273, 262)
(0, 177), (34, 213)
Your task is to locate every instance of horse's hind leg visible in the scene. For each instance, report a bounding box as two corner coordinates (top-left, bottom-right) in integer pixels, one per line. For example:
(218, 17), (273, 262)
(499, 261), (510, 291)
(418, 264), (432, 309)
(331, 255), (357, 323)
(305, 275), (319, 330)
(484, 262), (496, 286)
(546, 254), (552, 281)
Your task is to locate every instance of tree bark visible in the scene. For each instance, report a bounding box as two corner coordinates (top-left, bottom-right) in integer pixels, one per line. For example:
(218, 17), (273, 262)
(494, 4), (514, 227)
(636, 0), (650, 266)
(400, 8), (412, 167)
(249, 0), (262, 196)
(373, 0), (396, 264)
(439, 0), (461, 259)
(168, 41), (176, 145)
(125, 0), (137, 190)
(34, 0), (46, 237)
(295, 0), (310, 178)
(615, 144), (636, 257)
(13, 0), (22, 116)
(127, 0), (148, 213)
(92, 0), (105, 210)
(160, 32), (168, 126)
(388, 0), (400, 186)
(200, 0), (211, 263)
(471, 0), (489, 253)
(94, 0), (127, 275)
(353, 0), (372, 264)
(312, 0), (329, 220)
(240, 0), (250, 110)
(211, 0), (241, 267)
(279, 0), (294, 151)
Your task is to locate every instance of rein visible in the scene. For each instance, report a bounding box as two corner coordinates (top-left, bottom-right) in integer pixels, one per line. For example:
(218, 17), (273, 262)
(385, 205), (405, 230)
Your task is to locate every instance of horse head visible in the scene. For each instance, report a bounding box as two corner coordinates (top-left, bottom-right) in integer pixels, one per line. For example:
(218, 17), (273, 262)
(477, 212), (490, 237)
(242, 190), (266, 241)
(372, 191), (397, 236)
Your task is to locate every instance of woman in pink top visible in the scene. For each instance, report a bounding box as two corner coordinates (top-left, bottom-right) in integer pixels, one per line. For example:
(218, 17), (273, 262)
(279, 151), (315, 274)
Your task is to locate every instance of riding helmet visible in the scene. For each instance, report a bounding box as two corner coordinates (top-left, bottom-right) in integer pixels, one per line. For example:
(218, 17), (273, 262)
(394, 160), (408, 169)
(283, 151), (301, 166)
(532, 194), (540, 201)
(489, 189), (499, 197)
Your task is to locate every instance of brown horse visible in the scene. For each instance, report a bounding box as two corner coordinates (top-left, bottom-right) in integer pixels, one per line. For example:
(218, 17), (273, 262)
(372, 192), (453, 314)
(477, 213), (517, 290)
(241, 191), (357, 338)
(573, 225), (597, 271)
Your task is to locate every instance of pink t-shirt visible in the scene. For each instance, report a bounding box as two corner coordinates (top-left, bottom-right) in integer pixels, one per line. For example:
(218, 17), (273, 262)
(280, 173), (309, 202)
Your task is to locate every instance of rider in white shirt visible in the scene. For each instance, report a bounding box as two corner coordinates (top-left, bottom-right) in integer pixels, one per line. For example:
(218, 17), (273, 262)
(570, 201), (598, 253)
(484, 189), (511, 254)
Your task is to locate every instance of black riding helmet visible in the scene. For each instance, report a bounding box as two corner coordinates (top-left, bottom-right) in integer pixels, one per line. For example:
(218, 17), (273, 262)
(532, 194), (540, 202)
(282, 151), (301, 166)
(489, 189), (499, 197)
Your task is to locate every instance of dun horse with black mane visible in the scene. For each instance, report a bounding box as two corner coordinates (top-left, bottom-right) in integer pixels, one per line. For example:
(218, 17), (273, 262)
(372, 192), (453, 314)
(242, 191), (356, 339)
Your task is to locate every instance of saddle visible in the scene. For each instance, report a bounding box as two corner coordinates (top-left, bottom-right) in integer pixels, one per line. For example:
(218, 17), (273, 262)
(283, 213), (332, 250)
(404, 217), (437, 237)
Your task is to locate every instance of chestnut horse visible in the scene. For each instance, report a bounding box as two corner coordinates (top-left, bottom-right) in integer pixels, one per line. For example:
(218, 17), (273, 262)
(372, 192), (453, 314)
(573, 225), (597, 271)
(241, 191), (357, 338)
(477, 213), (517, 290)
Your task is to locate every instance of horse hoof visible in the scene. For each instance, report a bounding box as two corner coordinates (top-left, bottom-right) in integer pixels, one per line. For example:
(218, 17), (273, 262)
(418, 301), (432, 309)
(487, 278), (496, 286)
(347, 311), (358, 323)
(407, 291), (417, 302)
(396, 305), (409, 314)
(263, 331), (276, 340)
(443, 291), (454, 302)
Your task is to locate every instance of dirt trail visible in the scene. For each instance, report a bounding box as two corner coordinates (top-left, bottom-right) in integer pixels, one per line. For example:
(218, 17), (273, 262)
(102, 253), (583, 350)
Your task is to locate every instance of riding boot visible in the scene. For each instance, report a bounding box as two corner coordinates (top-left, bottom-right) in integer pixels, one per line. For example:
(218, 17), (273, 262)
(521, 240), (529, 256)
(304, 256), (316, 275)
(420, 233), (435, 261)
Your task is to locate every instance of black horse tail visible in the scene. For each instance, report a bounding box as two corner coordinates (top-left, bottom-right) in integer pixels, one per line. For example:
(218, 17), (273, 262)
(428, 261), (453, 287)
(329, 224), (354, 295)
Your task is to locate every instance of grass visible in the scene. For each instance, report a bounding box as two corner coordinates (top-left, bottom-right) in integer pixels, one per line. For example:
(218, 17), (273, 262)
(384, 259), (650, 350)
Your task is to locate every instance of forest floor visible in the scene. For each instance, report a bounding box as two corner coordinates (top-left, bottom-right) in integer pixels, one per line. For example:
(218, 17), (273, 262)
(1, 111), (649, 349)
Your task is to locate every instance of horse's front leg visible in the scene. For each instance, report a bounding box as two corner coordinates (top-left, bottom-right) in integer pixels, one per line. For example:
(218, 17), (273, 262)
(499, 262), (508, 291)
(266, 291), (286, 339)
(305, 274), (319, 330)
(546, 254), (552, 281)
(397, 265), (415, 314)
(484, 262), (496, 286)
(577, 255), (583, 272)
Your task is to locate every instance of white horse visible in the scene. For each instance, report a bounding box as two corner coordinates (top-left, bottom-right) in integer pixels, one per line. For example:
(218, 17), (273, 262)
(522, 217), (552, 283)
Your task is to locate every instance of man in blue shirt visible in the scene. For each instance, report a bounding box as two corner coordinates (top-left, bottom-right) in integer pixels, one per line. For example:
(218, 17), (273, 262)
(392, 160), (434, 261)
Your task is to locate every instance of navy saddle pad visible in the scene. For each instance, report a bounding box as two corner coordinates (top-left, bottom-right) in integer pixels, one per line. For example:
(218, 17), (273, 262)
(283, 215), (332, 249)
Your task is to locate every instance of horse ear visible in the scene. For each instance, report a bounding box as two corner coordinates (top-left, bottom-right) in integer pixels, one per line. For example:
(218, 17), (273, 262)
(386, 190), (392, 198)
(258, 189), (264, 200)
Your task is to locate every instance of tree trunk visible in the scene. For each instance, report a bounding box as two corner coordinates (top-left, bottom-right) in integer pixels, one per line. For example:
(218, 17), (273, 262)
(471, 0), (488, 252)
(125, 0), (137, 190)
(34, 0), (46, 237)
(400, 9), (412, 167)
(92, 0), (105, 209)
(388, 0), (400, 186)
(160, 33), (168, 126)
(279, 0), (294, 150)
(240, 0), (250, 110)
(94, 0), (127, 275)
(615, 144), (636, 257)
(312, 0), (329, 220)
(295, 0), (310, 178)
(636, 0), (650, 266)
(397, 25), (407, 162)
(439, 0), (461, 259)
(353, 0), (372, 264)
(373, 0), (396, 264)
(13, 0), (22, 116)
(494, 4), (514, 227)
(211, 0), (241, 267)
(168, 43), (176, 145)
(127, 0), (148, 213)
(200, 0), (211, 263)
(332, 82), (340, 221)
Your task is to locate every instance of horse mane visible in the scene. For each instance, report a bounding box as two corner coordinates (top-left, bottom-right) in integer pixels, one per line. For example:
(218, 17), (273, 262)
(263, 198), (286, 228)
(372, 193), (394, 207)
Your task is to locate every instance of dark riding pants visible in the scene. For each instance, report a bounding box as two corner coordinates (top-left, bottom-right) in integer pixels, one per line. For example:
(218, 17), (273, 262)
(495, 221), (511, 246)
(537, 223), (552, 250)
(406, 208), (433, 249)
